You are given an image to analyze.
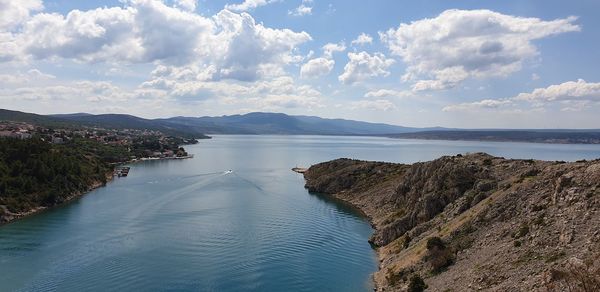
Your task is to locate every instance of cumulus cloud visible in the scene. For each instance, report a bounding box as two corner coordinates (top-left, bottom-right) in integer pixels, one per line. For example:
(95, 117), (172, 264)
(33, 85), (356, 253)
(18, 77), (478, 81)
(300, 57), (334, 78)
(0, 0), (43, 30)
(2, 0), (311, 82)
(289, 4), (312, 16)
(380, 9), (580, 91)
(513, 79), (600, 102)
(351, 33), (373, 46)
(350, 99), (396, 111)
(322, 42), (346, 58)
(224, 0), (275, 12)
(338, 51), (395, 84)
(142, 72), (324, 109)
(443, 79), (600, 112)
(209, 10), (311, 81)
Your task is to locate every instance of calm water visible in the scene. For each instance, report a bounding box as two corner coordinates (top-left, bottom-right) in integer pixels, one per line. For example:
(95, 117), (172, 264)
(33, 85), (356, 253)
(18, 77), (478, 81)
(1, 136), (600, 292)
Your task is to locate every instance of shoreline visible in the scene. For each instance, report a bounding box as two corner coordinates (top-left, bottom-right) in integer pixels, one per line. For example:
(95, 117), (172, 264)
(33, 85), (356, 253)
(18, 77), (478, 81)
(0, 172), (114, 226)
(302, 154), (600, 291)
(1, 153), (196, 225)
(1, 154), (196, 226)
(305, 189), (382, 289)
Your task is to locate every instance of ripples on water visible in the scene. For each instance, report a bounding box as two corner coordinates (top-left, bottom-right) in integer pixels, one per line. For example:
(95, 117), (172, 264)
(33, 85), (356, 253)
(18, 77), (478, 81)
(2, 136), (600, 291)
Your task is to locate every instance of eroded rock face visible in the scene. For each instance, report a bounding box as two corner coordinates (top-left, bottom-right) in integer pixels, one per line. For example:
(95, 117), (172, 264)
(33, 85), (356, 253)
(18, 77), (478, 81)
(303, 153), (600, 291)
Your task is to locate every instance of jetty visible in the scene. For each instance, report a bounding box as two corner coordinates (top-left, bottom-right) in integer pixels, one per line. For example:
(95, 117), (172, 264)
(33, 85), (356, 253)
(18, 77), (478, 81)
(292, 167), (308, 174)
(115, 166), (130, 177)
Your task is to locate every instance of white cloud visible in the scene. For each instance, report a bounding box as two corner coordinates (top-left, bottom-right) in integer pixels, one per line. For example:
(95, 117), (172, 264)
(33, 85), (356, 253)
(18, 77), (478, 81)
(0, 0), (43, 30)
(513, 79), (600, 102)
(442, 99), (513, 112)
(142, 73), (324, 109)
(289, 4), (312, 16)
(364, 89), (411, 98)
(531, 73), (540, 81)
(351, 33), (373, 46)
(300, 57), (334, 78)
(2, 1), (311, 82)
(338, 51), (395, 84)
(0, 69), (55, 85)
(0, 79), (134, 103)
(322, 42), (346, 58)
(209, 10), (311, 81)
(350, 99), (397, 111)
(380, 9), (580, 91)
(443, 79), (600, 112)
(224, 0), (274, 12)
(174, 0), (197, 11)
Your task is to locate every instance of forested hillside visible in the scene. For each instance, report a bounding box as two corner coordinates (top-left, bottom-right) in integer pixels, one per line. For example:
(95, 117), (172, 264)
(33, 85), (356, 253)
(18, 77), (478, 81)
(0, 138), (117, 218)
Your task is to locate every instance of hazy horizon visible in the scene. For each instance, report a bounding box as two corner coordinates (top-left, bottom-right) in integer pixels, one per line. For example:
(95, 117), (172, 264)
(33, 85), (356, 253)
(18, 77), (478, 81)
(1, 0), (599, 128)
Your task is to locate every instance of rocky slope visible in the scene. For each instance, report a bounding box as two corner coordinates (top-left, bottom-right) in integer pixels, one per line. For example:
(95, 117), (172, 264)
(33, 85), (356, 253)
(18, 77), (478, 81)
(304, 153), (600, 291)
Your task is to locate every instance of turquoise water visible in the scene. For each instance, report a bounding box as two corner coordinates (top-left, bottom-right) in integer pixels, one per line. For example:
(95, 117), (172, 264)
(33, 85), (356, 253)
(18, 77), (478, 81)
(1, 135), (600, 292)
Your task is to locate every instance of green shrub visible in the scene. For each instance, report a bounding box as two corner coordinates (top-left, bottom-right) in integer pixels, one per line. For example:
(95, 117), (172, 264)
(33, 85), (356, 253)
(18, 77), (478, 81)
(386, 268), (407, 286)
(427, 237), (446, 250)
(426, 237), (454, 273)
(408, 274), (427, 292)
(403, 234), (411, 249)
(517, 223), (529, 238)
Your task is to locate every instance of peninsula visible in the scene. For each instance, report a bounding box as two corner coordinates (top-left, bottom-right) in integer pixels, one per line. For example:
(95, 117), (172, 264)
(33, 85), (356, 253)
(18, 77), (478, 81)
(303, 154), (600, 291)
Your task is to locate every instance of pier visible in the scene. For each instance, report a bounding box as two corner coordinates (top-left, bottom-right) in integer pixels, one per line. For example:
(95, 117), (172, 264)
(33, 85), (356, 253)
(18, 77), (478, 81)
(115, 166), (130, 177)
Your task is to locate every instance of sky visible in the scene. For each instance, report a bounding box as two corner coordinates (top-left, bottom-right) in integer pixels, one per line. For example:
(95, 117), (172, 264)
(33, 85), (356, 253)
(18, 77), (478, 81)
(1, 0), (599, 128)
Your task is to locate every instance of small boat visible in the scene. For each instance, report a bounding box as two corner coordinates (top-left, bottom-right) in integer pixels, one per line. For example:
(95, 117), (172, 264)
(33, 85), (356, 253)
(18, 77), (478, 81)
(224, 170), (233, 174)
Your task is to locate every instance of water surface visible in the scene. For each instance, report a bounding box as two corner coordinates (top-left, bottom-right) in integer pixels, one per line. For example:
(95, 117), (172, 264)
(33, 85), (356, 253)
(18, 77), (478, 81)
(1, 136), (600, 291)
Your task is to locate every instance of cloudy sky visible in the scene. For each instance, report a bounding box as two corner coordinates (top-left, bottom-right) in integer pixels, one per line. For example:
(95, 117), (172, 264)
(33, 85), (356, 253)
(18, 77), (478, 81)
(1, 0), (599, 128)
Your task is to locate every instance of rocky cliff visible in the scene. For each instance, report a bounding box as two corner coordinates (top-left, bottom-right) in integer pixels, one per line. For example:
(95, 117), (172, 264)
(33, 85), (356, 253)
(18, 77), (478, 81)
(304, 153), (600, 291)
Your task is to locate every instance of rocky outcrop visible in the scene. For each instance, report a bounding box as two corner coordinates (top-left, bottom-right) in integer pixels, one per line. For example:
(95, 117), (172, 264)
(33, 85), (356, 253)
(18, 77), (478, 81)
(304, 153), (600, 291)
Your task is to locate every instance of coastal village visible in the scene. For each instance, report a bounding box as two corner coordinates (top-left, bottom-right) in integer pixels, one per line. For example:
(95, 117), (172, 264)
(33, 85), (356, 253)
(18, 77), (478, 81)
(0, 120), (196, 161)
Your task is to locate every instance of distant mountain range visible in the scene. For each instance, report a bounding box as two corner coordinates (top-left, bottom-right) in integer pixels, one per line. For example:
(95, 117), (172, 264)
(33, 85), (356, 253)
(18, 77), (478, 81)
(0, 109), (440, 136)
(2, 108), (600, 143)
(156, 112), (443, 135)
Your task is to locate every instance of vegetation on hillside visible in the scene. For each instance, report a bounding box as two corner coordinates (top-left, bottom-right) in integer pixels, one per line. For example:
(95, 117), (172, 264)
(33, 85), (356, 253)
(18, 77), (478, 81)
(0, 138), (115, 214)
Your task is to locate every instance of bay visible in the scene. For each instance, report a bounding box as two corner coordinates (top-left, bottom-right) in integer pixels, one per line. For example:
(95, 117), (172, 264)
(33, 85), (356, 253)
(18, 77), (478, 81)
(1, 135), (600, 292)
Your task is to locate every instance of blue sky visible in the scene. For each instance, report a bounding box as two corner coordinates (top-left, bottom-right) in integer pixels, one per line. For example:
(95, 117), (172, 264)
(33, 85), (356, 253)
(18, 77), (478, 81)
(1, 0), (599, 128)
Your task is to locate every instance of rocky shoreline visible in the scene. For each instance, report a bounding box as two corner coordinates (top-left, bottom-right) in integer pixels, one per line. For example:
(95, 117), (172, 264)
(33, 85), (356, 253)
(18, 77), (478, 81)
(303, 153), (600, 291)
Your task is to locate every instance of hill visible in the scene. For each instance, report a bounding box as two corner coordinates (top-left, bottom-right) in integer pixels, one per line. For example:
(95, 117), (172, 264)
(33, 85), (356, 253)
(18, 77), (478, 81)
(1, 109), (208, 138)
(48, 113), (209, 139)
(0, 109), (75, 128)
(387, 130), (600, 144)
(2, 109), (436, 136)
(161, 112), (436, 135)
(303, 154), (600, 291)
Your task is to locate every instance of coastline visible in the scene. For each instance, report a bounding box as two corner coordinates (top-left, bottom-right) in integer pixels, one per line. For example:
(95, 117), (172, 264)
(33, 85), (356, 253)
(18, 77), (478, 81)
(301, 154), (600, 291)
(0, 172), (114, 226)
(1, 154), (196, 226)
(306, 188), (383, 289)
